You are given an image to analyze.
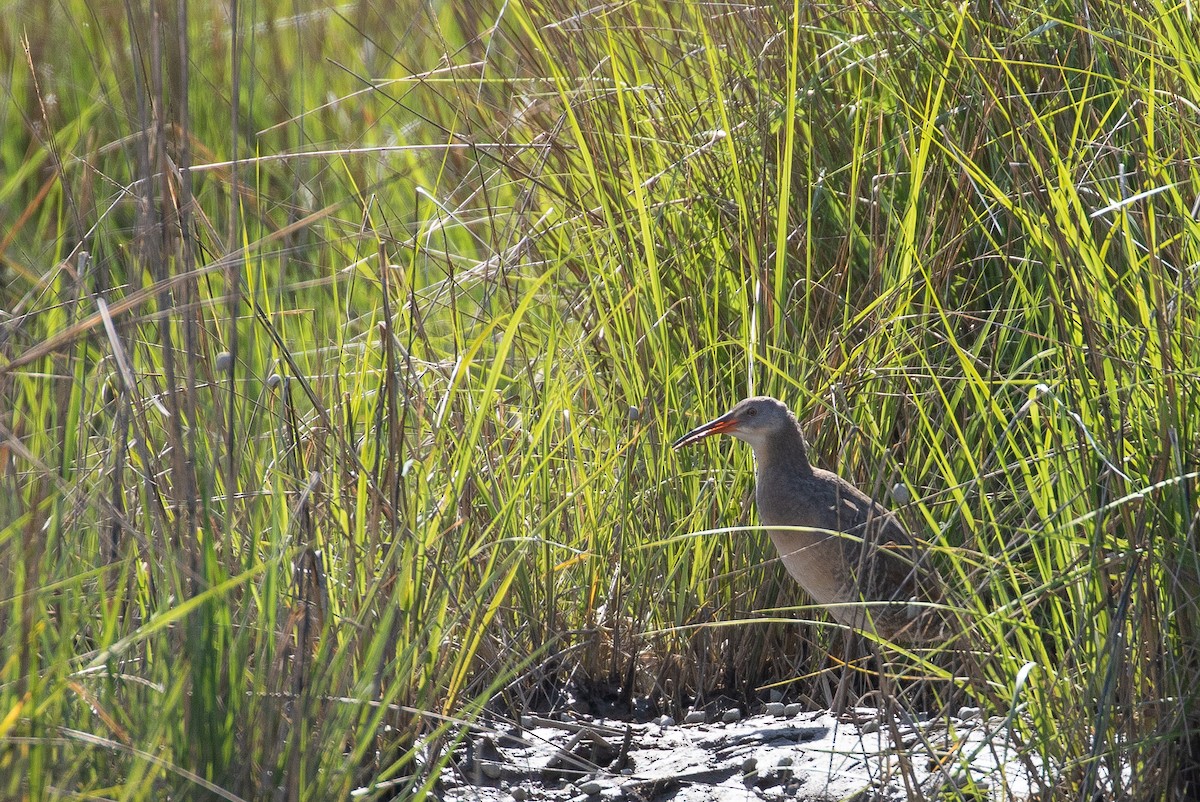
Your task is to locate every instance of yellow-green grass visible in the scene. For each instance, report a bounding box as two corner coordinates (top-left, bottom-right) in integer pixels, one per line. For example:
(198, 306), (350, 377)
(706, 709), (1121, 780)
(1, 0), (1197, 798)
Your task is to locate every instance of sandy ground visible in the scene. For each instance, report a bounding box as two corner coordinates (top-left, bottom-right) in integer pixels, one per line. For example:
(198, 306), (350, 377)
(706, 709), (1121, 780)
(437, 703), (1049, 801)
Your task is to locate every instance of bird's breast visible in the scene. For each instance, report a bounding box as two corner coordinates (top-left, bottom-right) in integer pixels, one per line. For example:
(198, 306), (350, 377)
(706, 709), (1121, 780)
(764, 528), (848, 605)
(755, 471), (866, 606)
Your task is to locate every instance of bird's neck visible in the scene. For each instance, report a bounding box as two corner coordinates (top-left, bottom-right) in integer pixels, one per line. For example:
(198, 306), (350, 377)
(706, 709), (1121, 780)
(752, 423), (813, 477)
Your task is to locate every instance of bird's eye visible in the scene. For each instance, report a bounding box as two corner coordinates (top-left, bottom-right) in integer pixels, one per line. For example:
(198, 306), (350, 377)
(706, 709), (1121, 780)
(746, 407), (757, 417)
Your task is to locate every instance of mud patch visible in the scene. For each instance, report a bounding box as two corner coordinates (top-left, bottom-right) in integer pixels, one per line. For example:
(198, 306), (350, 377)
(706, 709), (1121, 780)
(439, 705), (1048, 801)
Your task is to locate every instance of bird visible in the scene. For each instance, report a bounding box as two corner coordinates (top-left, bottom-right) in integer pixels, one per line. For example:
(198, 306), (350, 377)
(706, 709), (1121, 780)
(673, 395), (944, 643)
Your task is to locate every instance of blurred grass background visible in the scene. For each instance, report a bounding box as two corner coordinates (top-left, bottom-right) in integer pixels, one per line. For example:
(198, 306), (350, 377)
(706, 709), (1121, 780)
(1, 0), (1197, 798)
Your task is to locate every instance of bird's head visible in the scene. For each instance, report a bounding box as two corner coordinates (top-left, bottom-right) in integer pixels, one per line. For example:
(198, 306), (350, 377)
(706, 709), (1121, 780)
(672, 396), (796, 453)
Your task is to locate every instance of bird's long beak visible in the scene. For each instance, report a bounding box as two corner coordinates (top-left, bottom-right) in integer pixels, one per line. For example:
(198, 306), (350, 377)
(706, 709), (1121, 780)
(672, 411), (738, 450)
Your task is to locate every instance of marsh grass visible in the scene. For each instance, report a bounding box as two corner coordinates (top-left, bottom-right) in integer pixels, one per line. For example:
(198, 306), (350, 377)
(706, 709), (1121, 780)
(1, 0), (1197, 798)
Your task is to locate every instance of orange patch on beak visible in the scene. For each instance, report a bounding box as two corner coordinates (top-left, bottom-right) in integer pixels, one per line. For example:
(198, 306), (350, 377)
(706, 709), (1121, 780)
(672, 414), (739, 450)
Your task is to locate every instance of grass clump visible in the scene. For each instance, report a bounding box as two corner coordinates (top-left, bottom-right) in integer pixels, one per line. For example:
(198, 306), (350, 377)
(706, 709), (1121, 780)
(1, 0), (1197, 799)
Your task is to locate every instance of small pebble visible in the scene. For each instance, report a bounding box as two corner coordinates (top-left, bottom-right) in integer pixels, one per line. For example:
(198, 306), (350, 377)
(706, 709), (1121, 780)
(578, 779), (603, 796)
(722, 708), (742, 723)
(958, 706), (981, 721)
(520, 714), (535, 728)
(742, 756), (757, 773)
(783, 703), (802, 718)
(657, 715), (675, 727)
(481, 762), (502, 779)
(764, 702), (785, 717)
(684, 710), (707, 724)
(777, 756), (793, 767)
(891, 482), (912, 505)
(859, 719), (880, 734)
(511, 787), (528, 801)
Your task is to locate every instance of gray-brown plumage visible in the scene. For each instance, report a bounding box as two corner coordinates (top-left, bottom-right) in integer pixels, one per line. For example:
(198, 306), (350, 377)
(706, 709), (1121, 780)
(673, 396), (943, 643)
